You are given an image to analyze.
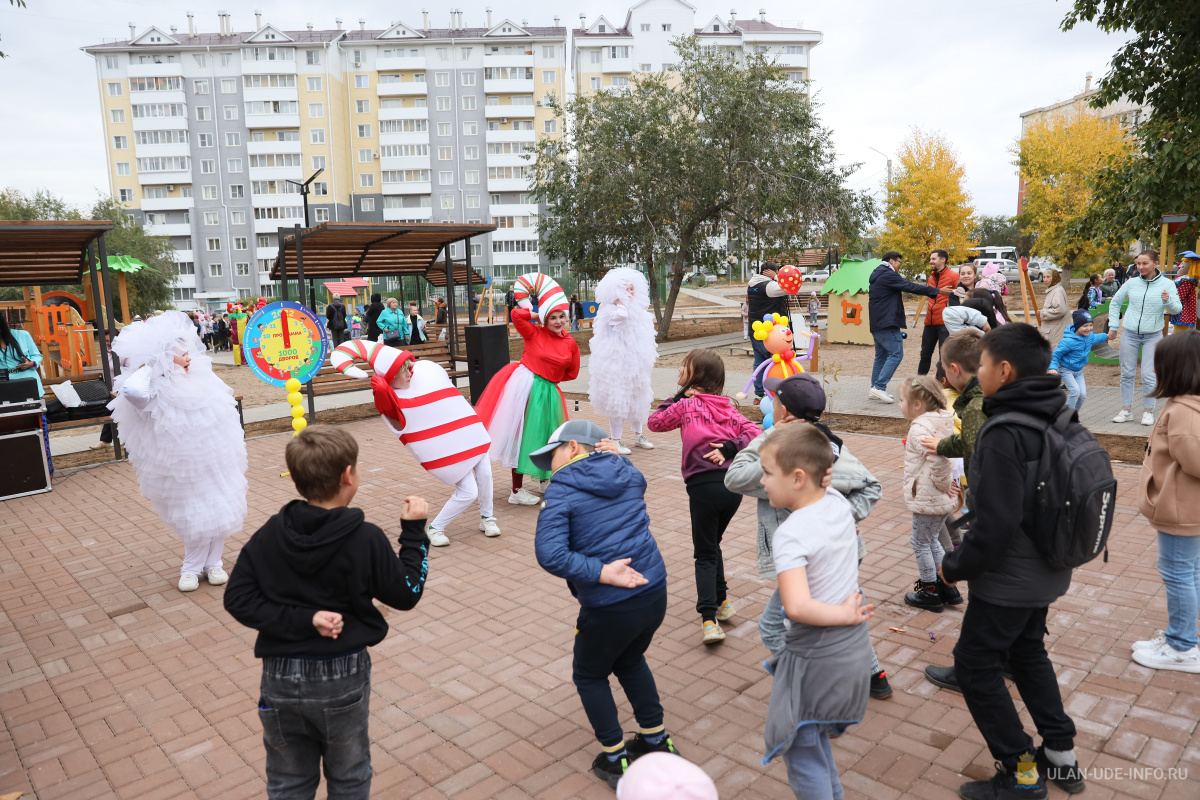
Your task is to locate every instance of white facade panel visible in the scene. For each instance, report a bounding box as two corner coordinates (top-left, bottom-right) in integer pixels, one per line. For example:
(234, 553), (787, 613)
(144, 222), (192, 237)
(377, 83), (429, 97)
(487, 178), (534, 193)
(378, 107), (430, 121)
(380, 132), (432, 146)
(141, 196), (195, 211)
(245, 113), (300, 129)
(381, 181), (432, 195)
(490, 227), (537, 241)
(132, 116), (188, 132)
(486, 153), (533, 169)
(247, 140), (303, 156)
(127, 62), (184, 79)
(135, 142), (191, 159)
(248, 166), (304, 181)
(483, 54), (535, 68)
(243, 86), (300, 104)
(377, 56), (427, 72)
(130, 89), (186, 105)
(488, 203), (538, 217)
(484, 105), (535, 119)
(240, 59), (297, 76)
(380, 156), (432, 171)
(383, 206), (433, 221)
(483, 78), (535, 94)
(491, 250), (540, 266)
(484, 129), (536, 144)
(137, 170), (191, 186)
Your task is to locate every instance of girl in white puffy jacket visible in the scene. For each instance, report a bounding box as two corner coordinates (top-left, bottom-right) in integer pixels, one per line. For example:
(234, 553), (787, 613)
(898, 375), (961, 612)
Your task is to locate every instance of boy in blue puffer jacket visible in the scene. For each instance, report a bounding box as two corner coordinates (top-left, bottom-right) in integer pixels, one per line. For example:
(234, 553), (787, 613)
(530, 420), (678, 790)
(1048, 310), (1110, 411)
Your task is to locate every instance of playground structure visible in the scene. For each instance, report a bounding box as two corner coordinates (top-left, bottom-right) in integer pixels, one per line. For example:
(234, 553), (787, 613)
(820, 257), (876, 345)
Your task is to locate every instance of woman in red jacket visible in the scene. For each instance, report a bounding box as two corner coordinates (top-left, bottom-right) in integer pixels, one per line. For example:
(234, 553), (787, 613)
(476, 275), (580, 505)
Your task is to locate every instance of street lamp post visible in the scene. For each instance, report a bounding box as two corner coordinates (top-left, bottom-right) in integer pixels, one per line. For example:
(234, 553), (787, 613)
(286, 168), (325, 308)
(868, 147), (892, 196)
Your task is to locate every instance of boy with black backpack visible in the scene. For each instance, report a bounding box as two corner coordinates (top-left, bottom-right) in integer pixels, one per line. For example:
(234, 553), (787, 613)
(933, 324), (1099, 800)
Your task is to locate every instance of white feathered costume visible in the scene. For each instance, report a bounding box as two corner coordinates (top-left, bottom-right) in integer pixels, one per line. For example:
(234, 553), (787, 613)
(107, 311), (248, 579)
(587, 267), (658, 442)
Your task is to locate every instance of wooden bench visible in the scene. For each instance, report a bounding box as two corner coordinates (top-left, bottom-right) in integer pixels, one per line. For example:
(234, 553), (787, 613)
(41, 375), (245, 435)
(311, 337), (468, 398)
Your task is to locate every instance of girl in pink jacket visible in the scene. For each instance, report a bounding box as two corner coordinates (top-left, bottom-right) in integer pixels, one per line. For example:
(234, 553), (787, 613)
(648, 349), (761, 645)
(898, 375), (961, 613)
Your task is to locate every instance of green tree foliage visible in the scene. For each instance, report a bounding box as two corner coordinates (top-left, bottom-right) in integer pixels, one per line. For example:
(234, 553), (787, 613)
(533, 37), (873, 338)
(971, 214), (1033, 258)
(1063, 1), (1200, 242)
(1, 0), (27, 59)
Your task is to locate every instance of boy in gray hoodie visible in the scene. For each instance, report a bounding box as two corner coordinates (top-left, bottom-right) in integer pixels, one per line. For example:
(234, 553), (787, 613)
(725, 373), (890, 698)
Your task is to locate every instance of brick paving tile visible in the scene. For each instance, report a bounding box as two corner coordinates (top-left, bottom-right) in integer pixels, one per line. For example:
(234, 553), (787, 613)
(1, 408), (1196, 798)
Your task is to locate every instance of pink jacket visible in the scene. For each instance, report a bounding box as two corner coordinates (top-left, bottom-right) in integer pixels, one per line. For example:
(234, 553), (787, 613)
(904, 409), (958, 515)
(648, 393), (761, 482)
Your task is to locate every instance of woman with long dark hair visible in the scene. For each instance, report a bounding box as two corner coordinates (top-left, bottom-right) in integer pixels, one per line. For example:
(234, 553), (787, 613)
(364, 292), (385, 341)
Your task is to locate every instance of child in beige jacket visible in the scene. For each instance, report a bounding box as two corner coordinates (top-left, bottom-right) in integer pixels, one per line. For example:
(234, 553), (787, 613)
(898, 375), (962, 613)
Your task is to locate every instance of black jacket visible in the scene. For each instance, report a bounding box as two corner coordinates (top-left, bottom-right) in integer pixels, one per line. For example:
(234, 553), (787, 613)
(941, 376), (1072, 607)
(326, 300), (347, 331)
(746, 275), (790, 323)
(224, 500), (430, 657)
(364, 302), (385, 339)
(868, 264), (939, 331)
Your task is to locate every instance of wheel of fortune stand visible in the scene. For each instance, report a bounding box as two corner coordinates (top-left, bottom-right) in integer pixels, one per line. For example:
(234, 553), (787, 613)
(241, 301), (332, 433)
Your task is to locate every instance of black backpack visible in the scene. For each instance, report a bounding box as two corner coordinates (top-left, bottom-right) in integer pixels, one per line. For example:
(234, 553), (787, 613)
(979, 407), (1117, 570)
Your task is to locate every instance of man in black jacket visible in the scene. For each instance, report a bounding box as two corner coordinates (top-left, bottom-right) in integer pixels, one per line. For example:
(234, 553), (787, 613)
(930, 324), (1081, 800)
(326, 296), (348, 346)
(867, 252), (949, 403)
(224, 426), (431, 799)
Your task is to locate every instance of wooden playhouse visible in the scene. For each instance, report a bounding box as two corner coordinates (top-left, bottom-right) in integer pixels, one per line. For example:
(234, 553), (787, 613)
(819, 258), (876, 345)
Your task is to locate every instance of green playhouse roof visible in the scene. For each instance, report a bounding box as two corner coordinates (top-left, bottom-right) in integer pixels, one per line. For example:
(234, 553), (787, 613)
(820, 258), (878, 296)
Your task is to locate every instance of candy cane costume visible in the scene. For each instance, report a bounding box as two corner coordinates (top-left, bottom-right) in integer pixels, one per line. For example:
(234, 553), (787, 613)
(474, 273), (580, 503)
(587, 267), (658, 451)
(331, 339), (500, 542)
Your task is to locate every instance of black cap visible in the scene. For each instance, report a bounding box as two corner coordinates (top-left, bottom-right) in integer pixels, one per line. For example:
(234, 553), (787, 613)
(763, 374), (826, 420)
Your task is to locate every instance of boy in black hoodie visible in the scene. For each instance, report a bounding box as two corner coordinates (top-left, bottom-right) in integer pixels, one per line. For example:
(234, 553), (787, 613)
(934, 324), (1082, 800)
(224, 425), (431, 800)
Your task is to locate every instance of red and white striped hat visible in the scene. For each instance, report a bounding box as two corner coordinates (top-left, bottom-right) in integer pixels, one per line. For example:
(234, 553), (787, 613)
(329, 339), (413, 382)
(513, 272), (569, 321)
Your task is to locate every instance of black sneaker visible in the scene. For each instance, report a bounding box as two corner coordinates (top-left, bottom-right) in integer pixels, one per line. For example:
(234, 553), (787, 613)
(1034, 746), (1085, 794)
(591, 751), (630, 789)
(938, 578), (963, 606)
(904, 580), (944, 612)
(958, 760), (1047, 800)
(925, 663), (1015, 694)
(625, 732), (681, 760)
(870, 670), (893, 699)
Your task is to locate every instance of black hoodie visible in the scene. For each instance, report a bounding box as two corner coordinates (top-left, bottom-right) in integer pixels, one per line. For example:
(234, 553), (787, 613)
(224, 500), (430, 657)
(941, 375), (1072, 607)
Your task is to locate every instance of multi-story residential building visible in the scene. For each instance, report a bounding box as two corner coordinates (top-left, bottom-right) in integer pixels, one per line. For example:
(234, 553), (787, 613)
(572, 1), (821, 96)
(84, 11), (567, 309)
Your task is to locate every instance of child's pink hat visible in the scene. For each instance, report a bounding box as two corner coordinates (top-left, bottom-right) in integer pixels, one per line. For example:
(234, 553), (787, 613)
(616, 753), (718, 800)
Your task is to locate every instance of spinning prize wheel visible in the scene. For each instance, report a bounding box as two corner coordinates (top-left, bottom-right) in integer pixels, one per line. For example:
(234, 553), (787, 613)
(242, 301), (331, 388)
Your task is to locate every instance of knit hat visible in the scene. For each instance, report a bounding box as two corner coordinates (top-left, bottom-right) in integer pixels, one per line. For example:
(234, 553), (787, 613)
(615, 753), (718, 800)
(329, 339), (415, 425)
(1072, 309), (1093, 330)
(513, 272), (569, 321)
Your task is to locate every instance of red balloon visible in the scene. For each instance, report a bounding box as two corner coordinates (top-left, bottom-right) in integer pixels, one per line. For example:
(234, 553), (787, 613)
(777, 265), (802, 295)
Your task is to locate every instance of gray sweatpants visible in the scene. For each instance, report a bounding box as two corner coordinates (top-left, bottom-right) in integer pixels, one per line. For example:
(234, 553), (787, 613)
(911, 513), (946, 583)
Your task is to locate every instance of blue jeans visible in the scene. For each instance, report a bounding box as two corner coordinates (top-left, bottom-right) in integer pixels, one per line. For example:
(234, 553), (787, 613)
(1060, 368), (1087, 411)
(870, 327), (904, 391)
(1119, 330), (1161, 409)
(782, 723), (844, 800)
(752, 337), (771, 397)
(1157, 532), (1200, 652)
(258, 650), (373, 800)
(760, 587), (880, 674)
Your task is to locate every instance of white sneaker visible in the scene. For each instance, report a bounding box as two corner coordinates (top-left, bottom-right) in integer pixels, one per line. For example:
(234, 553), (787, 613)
(428, 528), (450, 547)
(527, 480), (547, 496)
(205, 567), (228, 586)
(479, 517), (501, 537)
(1132, 641), (1200, 673)
(868, 387), (894, 404)
(178, 574), (200, 592)
(1141, 411), (1154, 426)
(633, 434), (655, 450)
(1132, 631), (1167, 652)
(508, 488), (541, 506)
(614, 440), (632, 455)
(1112, 409), (1133, 423)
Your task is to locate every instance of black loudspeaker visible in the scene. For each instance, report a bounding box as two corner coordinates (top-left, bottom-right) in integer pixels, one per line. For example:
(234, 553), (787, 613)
(465, 324), (511, 405)
(0, 430), (51, 501)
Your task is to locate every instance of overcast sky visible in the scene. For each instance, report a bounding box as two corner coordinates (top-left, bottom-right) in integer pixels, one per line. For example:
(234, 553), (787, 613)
(0, 0), (1127, 219)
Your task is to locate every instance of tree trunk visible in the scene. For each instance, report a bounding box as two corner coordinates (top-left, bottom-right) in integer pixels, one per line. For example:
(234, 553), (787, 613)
(659, 230), (696, 340)
(644, 246), (664, 331)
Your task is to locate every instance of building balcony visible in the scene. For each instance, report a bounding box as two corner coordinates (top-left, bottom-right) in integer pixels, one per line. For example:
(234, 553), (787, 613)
(247, 166), (304, 182)
(486, 153), (534, 169)
(775, 53), (809, 69)
(247, 140), (303, 156)
(491, 249), (540, 266)
(488, 203), (538, 217)
(243, 86), (299, 104)
(380, 132), (431, 146)
(491, 226), (538, 241)
(245, 113), (300, 129)
(256, 246), (278, 260)
(127, 62), (183, 79)
(484, 53), (535, 68)
(172, 273), (196, 289)
(240, 59), (297, 76)
(484, 128), (536, 144)
(377, 82), (428, 97)
(131, 115), (188, 132)
(378, 107), (429, 121)
(141, 196), (194, 211)
(383, 206), (433, 222)
(483, 78), (535, 94)
(137, 170), (191, 186)
(144, 222), (192, 237)
(381, 181), (432, 196)
(484, 105), (535, 120)
(134, 142), (191, 159)
(255, 217), (303, 234)
(380, 155), (432, 172)
(129, 89), (186, 106)
(251, 193), (303, 208)
(601, 57), (633, 73)
(487, 177), (534, 193)
(172, 249), (194, 261)
(377, 56), (427, 71)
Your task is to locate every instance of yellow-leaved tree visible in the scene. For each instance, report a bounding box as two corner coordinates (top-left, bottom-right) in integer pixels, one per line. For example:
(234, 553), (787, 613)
(1013, 101), (1131, 278)
(881, 129), (976, 278)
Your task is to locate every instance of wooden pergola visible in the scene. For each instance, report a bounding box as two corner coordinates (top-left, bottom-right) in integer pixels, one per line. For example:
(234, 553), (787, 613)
(269, 222), (495, 356)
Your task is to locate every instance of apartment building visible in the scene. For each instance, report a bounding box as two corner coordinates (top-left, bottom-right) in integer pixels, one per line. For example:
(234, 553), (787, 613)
(572, 1), (821, 96)
(84, 11), (567, 309)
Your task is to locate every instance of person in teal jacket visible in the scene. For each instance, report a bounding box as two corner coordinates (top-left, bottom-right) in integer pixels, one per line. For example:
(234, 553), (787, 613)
(377, 297), (410, 344)
(1107, 249), (1183, 425)
(1048, 310), (1110, 411)
(1, 315), (51, 474)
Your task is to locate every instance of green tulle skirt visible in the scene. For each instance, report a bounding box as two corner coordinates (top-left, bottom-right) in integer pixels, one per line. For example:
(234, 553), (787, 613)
(516, 374), (567, 481)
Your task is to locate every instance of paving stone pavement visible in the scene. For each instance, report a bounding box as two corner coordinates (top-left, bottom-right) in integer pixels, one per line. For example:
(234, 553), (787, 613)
(5, 406), (1197, 800)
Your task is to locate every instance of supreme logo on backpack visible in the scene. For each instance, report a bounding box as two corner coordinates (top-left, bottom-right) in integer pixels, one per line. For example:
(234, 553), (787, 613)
(980, 407), (1117, 570)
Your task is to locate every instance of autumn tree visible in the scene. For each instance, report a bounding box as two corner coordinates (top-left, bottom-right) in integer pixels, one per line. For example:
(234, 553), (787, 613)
(880, 130), (976, 279)
(533, 37), (873, 339)
(1012, 101), (1130, 277)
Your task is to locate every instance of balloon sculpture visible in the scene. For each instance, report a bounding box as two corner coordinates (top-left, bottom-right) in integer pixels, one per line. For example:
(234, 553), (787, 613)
(776, 265), (803, 295)
(735, 313), (814, 400)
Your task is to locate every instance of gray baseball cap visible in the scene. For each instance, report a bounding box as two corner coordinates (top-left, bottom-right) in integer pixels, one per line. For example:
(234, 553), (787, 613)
(528, 419), (609, 472)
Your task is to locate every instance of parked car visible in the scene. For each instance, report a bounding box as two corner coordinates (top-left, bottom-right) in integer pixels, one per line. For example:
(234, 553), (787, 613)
(803, 269), (830, 282)
(683, 270), (718, 285)
(1025, 260), (1055, 282)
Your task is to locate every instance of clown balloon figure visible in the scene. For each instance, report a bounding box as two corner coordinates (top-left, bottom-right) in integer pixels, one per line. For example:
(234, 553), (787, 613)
(330, 340), (499, 546)
(475, 272), (581, 506)
(735, 313), (816, 399)
(587, 267), (658, 454)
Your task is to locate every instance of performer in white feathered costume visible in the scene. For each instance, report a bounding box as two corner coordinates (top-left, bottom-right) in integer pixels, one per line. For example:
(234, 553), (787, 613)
(107, 311), (248, 593)
(330, 339), (499, 546)
(587, 267), (659, 453)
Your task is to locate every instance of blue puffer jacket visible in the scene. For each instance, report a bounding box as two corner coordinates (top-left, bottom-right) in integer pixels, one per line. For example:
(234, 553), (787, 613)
(535, 452), (667, 608)
(1048, 325), (1110, 372)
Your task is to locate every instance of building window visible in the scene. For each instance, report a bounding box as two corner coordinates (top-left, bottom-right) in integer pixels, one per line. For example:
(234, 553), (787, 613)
(210, 263), (223, 277)
(785, 45), (806, 55)
(193, 79), (210, 95)
(181, 186), (192, 197)
(311, 156), (327, 172)
(306, 76), (322, 91)
(598, 24), (606, 33)
(463, 121), (478, 135)
(193, 54), (207, 67)
(438, 147), (452, 160)
(662, 24), (672, 31)
(221, 53), (232, 67)
(308, 103), (324, 118)
(105, 55), (120, 69)
(461, 72), (476, 86)
(360, 173), (374, 187)
(235, 262), (250, 275)
(200, 159), (215, 174)
(542, 70), (555, 83)
(177, 262), (195, 275)
(435, 72), (450, 87)
(228, 158), (244, 173)
(357, 123), (371, 138)
(610, 46), (630, 58)
(118, 188), (133, 202)
(207, 238), (222, 251)
(109, 108), (126, 127)
(312, 181), (328, 196)
(204, 211), (219, 225)
(471, 243), (483, 258)
(436, 96), (451, 111)
(640, 23), (650, 31)
(195, 106), (211, 121)
(461, 47), (473, 59)
(542, 46), (555, 58)
(314, 208), (329, 222)
(436, 48), (449, 62)
(229, 185), (244, 199)
(466, 195), (480, 208)
(590, 77), (600, 90)
(440, 195), (454, 209)
(107, 82), (122, 96)
(786, 71), (804, 82)
(221, 78), (237, 94)
(310, 129), (325, 144)
(359, 148), (373, 163)
(231, 210), (246, 224)
(590, 51), (600, 64)
(306, 50), (320, 65)
(225, 132), (241, 147)
(360, 197), (375, 211)
(464, 170), (480, 184)
(356, 99), (370, 113)
(437, 122), (452, 136)
(611, 77), (629, 87)
(439, 171), (453, 185)
(464, 146), (479, 160)
(234, 237), (248, 250)
(198, 133), (214, 147)
(544, 119), (558, 133)
(116, 162), (130, 176)
(223, 105), (239, 120)
(113, 135), (128, 149)
(462, 95), (476, 110)
(355, 74), (369, 89)
(639, 63), (651, 71)
(203, 185), (218, 200)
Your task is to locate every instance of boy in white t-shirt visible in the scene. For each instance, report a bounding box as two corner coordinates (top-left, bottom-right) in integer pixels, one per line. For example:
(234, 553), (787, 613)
(758, 424), (875, 800)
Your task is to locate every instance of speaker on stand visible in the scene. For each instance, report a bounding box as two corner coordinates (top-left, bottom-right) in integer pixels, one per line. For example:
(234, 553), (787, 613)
(465, 324), (511, 405)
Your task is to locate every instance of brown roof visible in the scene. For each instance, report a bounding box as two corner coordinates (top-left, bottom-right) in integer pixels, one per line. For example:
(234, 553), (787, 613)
(572, 28), (634, 38)
(84, 29), (346, 50)
(733, 20), (821, 34)
(0, 220), (115, 286)
(270, 222), (495, 282)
